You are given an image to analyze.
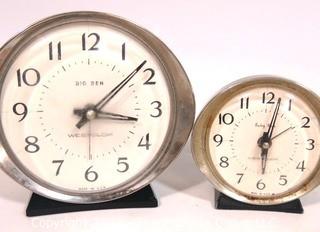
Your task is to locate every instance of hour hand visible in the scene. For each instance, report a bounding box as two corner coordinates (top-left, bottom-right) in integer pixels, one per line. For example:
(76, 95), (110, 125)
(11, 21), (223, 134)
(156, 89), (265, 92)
(96, 111), (138, 121)
(74, 109), (138, 121)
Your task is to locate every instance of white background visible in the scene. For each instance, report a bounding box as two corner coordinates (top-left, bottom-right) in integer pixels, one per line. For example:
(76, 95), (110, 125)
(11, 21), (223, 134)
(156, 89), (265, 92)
(1, 1), (320, 231)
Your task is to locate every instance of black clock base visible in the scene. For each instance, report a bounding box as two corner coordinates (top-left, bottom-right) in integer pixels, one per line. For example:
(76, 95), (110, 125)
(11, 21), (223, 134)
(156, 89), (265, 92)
(215, 190), (303, 214)
(26, 185), (158, 217)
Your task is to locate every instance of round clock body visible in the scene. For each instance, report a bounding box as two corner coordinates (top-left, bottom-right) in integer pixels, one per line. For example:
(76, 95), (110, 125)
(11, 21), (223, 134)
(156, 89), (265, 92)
(0, 12), (195, 203)
(192, 76), (320, 205)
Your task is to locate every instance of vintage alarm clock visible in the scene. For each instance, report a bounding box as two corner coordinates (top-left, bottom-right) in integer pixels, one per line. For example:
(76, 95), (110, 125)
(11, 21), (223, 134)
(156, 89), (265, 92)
(0, 11), (195, 203)
(192, 76), (320, 208)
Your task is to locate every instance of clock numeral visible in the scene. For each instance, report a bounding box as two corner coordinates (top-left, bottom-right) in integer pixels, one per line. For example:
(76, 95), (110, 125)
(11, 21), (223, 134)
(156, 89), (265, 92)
(279, 175), (288, 186)
(256, 179), (266, 190)
(82, 33), (100, 51)
(12, 102), (28, 122)
(218, 113), (234, 125)
(17, 68), (41, 87)
(262, 92), (275, 104)
(143, 68), (156, 85)
(52, 160), (64, 176)
(301, 116), (311, 128)
(296, 161), (306, 172)
(85, 166), (98, 182)
(213, 134), (223, 147)
(150, 101), (162, 118)
(306, 139), (315, 150)
(49, 41), (62, 60)
(236, 173), (244, 184)
(117, 157), (129, 173)
(219, 156), (229, 168)
(240, 97), (249, 109)
(25, 136), (40, 153)
(138, 133), (151, 150)
(122, 42), (126, 60)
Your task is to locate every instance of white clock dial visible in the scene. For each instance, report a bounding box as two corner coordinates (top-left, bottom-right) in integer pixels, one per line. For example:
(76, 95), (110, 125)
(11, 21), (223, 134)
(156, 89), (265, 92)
(1, 22), (171, 192)
(0, 12), (195, 203)
(192, 77), (320, 205)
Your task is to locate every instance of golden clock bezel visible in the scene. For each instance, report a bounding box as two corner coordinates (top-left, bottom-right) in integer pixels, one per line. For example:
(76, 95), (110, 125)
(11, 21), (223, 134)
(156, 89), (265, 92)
(192, 75), (320, 205)
(0, 11), (195, 203)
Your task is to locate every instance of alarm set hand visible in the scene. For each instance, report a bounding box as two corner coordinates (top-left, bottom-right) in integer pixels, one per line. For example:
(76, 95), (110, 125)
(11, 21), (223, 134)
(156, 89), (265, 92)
(271, 126), (295, 140)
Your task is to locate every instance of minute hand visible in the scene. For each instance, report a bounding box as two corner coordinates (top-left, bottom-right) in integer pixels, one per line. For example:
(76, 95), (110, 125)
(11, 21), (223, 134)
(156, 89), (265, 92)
(266, 98), (281, 139)
(95, 60), (146, 110)
(75, 60), (146, 129)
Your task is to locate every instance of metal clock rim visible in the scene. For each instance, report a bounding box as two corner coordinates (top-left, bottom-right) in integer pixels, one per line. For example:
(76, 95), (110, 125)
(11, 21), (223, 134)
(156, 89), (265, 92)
(0, 11), (195, 203)
(192, 75), (320, 205)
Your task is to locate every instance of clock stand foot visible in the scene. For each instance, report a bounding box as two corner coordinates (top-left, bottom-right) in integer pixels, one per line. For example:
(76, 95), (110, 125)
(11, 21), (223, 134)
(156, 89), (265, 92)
(214, 190), (303, 214)
(26, 185), (158, 217)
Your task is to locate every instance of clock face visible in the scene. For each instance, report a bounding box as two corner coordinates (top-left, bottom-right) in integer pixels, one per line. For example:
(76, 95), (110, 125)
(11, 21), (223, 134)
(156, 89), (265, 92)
(192, 77), (320, 204)
(0, 15), (175, 195)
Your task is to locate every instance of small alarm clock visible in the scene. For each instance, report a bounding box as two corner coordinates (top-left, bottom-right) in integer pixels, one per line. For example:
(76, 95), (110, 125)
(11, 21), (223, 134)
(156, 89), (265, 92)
(192, 76), (320, 206)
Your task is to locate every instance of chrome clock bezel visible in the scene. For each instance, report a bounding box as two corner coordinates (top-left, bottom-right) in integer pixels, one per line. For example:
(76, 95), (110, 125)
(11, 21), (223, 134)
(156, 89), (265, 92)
(0, 11), (195, 203)
(192, 75), (320, 205)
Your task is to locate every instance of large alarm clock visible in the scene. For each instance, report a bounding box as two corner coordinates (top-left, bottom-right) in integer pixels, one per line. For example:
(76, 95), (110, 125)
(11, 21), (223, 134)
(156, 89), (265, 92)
(0, 11), (195, 203)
